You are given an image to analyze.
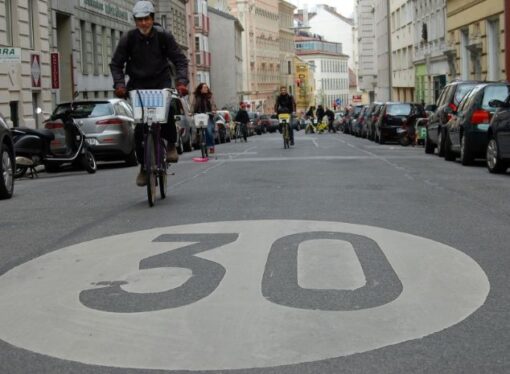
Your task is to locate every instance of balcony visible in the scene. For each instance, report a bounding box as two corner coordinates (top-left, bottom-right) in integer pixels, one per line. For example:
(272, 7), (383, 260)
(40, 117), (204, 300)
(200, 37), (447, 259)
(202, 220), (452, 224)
(195, 50), (211, 68)
(194, 14), (210, 34)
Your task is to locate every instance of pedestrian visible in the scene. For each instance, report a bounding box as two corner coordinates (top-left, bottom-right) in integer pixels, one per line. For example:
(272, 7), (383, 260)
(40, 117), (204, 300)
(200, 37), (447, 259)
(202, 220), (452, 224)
(274, 86), (296, 145)
(192, 83), (217, 154)
(110, 0), (189, 186)
(325, 107), (336, 133)
(316, 105), (325, 125)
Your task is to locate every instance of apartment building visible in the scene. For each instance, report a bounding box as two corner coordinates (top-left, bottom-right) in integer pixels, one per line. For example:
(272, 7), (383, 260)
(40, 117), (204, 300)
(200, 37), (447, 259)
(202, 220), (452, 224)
(390, 0), (415, 102)
(445, 0), (505, 81)
(208, 6), (243, 110)
(355, 0), (377, 103)
(188, 0), (211, 89)
(228, 0), (281, 113)
(279, 1), (296, 94)
(0, 0), (51, 128)
(295, 35), (349, 109)
(413, 0), (448, 105)
(374, 0), (391, 102)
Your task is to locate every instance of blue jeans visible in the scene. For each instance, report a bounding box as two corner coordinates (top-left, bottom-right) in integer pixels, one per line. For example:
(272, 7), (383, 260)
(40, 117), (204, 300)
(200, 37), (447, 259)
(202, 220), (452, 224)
(206, 117), (215, 147)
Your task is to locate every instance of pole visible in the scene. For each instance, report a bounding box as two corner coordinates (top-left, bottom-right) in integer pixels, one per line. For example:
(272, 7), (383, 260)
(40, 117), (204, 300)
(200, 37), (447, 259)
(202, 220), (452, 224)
(506, 0), (510, 80)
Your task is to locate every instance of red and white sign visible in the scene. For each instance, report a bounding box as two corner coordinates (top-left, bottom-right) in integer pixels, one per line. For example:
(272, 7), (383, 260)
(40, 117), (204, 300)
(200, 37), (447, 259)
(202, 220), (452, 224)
(50, 52), (60, 90)
(352, 95), (362, 103)
(30, 54), (41, 88)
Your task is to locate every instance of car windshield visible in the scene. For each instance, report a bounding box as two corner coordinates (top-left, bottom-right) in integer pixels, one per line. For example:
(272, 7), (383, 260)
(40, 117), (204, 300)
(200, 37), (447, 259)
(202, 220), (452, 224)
(386, 104), (411, 116)
(54, 102), (113, 119)
(481, 85), (510, 110)
(454, 84), (477, 106)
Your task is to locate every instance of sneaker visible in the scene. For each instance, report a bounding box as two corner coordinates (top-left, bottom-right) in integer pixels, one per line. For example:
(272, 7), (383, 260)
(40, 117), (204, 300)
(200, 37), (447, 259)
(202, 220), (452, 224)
(209, 147), (215, 154)
(136, 169), (147, 187)
(166, 146), (179, 163)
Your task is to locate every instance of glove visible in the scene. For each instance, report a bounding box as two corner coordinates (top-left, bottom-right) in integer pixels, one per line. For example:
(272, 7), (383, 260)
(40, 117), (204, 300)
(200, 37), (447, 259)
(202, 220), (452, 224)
(176, 83), (188, 97)
(114, 86), (127, 99)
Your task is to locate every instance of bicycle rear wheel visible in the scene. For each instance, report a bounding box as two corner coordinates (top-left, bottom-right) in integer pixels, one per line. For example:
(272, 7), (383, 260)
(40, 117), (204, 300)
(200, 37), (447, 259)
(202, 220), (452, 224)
(283, 124), (290, 149)
(145, 133), (157, 207)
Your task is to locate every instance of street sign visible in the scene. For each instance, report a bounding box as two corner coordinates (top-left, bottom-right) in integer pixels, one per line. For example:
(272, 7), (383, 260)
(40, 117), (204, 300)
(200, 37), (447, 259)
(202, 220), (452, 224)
(335, 98), (341, 105)
(30, 53), (41, 88)
(50, 52), (60, 89)
(0, 47), (21, 63)
(0, 220), (489, 371)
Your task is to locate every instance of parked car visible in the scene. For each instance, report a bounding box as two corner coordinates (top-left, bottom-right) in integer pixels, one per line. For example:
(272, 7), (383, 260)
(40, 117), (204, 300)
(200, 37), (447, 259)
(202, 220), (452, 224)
(365, 102), (384, 141)
(0, 113), (15, 199)
(486, 94), (510, 173)
(333, 112), (344, 131)
(353, 105), (369, 137)
(343, 104), (364, 134)
(443, 82), (510, 165)
(257, 114), (273, 134)
(172, 96), (195, 153)
(268, 115), (279, 133)
(425, 80), (481, 156)
(247, 111), (259, 136)
(48, 98), (137, 165)
(375, 102), (426, 144)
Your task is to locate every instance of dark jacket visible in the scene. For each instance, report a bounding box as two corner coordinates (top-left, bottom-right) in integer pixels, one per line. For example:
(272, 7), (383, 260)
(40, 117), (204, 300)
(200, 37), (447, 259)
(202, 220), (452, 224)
(110, 26), (189, 90)
(316, 106), (325, 121)
(235, 109), (249, 124)
(325, 109), (335, 121)
(274, 94), (296, 114)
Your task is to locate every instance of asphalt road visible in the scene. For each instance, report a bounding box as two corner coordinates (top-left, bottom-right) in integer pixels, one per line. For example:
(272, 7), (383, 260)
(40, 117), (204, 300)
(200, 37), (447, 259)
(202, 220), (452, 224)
(0, 130), (509, 374)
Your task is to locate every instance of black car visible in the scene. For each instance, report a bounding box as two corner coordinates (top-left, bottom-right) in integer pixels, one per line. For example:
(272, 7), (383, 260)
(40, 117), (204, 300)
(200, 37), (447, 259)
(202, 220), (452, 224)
(443, 82), (510, 166)
(0, 113), (15, 199)
(484, 93), (510, 173)
(425, 80), (481, 156)
(343, 105), (364, 134)
(375, 102), (426, 144)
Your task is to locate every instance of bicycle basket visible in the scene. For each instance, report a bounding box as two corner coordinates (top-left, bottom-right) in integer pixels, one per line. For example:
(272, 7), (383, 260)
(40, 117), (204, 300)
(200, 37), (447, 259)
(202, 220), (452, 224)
(130, 89), (172, 123)
(193, 113), (209, 129)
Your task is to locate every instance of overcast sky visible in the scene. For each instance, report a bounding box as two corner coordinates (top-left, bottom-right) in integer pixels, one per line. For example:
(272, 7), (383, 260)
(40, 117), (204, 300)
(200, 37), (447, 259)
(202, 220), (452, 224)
(287, 0), (355, 18)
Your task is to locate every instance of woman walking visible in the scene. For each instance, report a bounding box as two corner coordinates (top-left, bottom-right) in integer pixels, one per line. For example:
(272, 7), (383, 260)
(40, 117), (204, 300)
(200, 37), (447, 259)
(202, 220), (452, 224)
(192, 83), (217, 154)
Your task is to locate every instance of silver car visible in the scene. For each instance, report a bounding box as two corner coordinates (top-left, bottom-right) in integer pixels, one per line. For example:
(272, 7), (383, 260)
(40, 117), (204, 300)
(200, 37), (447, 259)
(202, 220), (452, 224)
(172, 96), (195, 153)
(49, 99), (137, 165)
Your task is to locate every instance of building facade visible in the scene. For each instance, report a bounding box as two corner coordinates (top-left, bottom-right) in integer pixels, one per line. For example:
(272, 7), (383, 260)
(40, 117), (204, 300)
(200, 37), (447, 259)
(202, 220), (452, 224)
(374, 0), (391, 102)
(355, 0), (378, 103)
(278, 0), (296, 96)
(0, 0), (51, 128)
(208, 6), (243, 110)
(445, 0), (505, 81)
(295, 36), (349, 109)
(294, 56), (316, 112)
(413, 0), (448, 106)
(390, 0), (415, 102)
(228, 0), (281, 113)
(188, 0), (211, 90)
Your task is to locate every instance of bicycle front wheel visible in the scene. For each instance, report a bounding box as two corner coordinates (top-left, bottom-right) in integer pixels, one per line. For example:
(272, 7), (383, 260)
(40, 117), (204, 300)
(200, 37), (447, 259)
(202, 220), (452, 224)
(145, 133), (157, 207)
(159, 141), (167, 199)
(200, 128), (208, 158)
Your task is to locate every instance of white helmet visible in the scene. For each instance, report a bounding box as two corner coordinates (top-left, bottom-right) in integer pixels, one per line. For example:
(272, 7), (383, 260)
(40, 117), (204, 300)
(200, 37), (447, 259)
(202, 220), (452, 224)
(132, 1), (155, 18)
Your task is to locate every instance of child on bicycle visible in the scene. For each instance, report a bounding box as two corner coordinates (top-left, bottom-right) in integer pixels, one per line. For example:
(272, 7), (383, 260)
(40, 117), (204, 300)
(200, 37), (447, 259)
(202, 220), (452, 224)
(110, 1), (189, 186)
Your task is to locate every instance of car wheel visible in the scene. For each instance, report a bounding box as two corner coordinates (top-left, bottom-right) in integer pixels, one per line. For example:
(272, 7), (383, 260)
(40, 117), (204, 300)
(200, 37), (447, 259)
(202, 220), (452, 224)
(125, 148), (138, 166)
(424, 129), (435, 154)
(444, 130), (456, 161)
(437, 129), (445, 157)
(460, 134), (474, 166)
(0, 143), (14, 199)
(486, 137), (507, 173)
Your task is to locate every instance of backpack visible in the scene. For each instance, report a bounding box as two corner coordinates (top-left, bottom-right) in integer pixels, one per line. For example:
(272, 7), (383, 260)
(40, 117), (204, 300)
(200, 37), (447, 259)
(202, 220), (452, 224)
(126, 24), (168, 58)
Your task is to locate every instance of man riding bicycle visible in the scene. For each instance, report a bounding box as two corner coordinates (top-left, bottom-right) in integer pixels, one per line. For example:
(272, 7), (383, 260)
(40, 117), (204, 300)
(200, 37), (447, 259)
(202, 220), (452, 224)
(110, 0), (189, 186)
(274, 86), (296, 145)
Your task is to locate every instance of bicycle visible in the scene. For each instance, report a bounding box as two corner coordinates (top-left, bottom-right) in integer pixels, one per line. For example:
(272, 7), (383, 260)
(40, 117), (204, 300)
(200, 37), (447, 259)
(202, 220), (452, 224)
(130, 89), (173, 207)
(234, 121), (247, 143)
(278, 113), (291, 149)
(193, 113), (210, 159)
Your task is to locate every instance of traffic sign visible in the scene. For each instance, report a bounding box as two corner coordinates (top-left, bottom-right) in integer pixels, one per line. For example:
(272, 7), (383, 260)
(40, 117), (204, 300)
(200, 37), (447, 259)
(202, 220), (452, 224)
(0, 220), (489, 371)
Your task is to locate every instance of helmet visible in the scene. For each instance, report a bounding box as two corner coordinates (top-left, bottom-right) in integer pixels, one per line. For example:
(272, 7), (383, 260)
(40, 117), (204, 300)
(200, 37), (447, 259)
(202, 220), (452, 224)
(132, 1), (154, 18)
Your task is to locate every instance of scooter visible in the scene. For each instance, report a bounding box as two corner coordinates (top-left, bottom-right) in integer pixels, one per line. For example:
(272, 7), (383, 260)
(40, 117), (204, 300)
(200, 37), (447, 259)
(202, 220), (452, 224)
(11, 104), (97, 177)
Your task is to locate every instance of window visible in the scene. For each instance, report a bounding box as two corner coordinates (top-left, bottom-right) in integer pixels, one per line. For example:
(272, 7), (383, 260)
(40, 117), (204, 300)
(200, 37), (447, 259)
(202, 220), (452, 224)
(487, 19), (500, 81)
(91, 24), (98, 74)
(4, 0), (13, 45)
(28, 0), (36, 49)
(80, 21), (88, 74)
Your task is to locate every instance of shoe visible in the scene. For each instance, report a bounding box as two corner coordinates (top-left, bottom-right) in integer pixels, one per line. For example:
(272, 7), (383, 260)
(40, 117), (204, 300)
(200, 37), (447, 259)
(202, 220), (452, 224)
(290, 140), (295, 146)
(136, 169), (147, 187)
(166, 146), (179, 163)
(209, 147), (215, 154)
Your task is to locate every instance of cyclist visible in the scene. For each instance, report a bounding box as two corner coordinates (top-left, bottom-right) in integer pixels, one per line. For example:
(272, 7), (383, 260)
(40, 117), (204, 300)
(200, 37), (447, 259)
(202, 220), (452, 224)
(191, 83), (217, 154)
(274, 86), (296, 145)
(234, 102), (249, 142)
(110, 0), (189, 186)
(325, 107), (336, 133)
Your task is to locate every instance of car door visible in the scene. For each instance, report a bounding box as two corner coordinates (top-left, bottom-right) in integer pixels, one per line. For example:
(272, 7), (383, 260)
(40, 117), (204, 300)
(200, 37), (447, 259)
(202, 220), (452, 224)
(449, 89), (477, 150)
(495, 101), (510, 158)
(428, 85), (450, 145)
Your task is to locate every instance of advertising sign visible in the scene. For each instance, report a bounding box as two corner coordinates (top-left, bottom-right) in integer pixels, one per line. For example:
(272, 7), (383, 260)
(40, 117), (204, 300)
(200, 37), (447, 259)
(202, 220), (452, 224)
(51, 52), (60, 89)
(0, 48), (21, 63)
(30, 54), (41, 88)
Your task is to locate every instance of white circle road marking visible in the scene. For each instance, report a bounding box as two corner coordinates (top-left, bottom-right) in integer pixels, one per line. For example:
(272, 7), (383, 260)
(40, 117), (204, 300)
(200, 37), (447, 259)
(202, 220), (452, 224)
(0, 220), (489, 371)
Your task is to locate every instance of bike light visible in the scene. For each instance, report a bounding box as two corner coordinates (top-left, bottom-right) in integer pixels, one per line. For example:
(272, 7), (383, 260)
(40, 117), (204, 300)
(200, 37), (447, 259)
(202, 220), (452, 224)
(470, 109), (490, 125)
(96, 119), (123, 125)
